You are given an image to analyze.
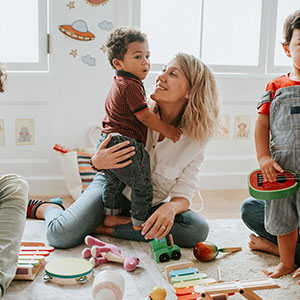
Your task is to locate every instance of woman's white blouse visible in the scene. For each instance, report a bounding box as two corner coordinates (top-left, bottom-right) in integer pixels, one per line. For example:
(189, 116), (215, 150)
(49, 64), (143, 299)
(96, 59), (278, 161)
(123, 128), (205, 206)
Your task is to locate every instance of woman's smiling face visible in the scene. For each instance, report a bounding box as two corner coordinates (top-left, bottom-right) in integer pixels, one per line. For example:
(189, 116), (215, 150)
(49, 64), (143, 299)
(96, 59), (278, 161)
(150, 58), (190, 105)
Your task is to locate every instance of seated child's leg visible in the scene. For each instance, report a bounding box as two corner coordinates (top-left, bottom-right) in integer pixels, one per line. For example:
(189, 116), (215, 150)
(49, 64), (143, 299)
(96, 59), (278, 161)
(129, 145), (152, 231)
(103, 170), (129, 227)
(263, 228), (298, 278)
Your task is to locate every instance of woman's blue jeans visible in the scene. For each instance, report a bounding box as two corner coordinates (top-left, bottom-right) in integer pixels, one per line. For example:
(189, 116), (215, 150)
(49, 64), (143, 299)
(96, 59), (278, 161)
(241, 197), (300, 266)
(45, 174), (209, 249)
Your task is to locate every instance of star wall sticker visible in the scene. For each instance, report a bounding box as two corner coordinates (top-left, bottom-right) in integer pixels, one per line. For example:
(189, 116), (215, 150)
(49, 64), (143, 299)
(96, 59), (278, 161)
(67, 1), (75, 9)
(70, 49), (78, 57)
(100, 45), (106, 53)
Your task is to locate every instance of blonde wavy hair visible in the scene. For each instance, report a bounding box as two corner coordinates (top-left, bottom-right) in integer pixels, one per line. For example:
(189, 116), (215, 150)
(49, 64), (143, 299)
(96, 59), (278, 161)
(0, 64), (7, 93)
(153, 53), (219, 144)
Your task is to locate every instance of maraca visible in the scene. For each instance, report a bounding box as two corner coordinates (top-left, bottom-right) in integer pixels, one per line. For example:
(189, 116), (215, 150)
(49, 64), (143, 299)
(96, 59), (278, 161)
(193, 241), (242, 262)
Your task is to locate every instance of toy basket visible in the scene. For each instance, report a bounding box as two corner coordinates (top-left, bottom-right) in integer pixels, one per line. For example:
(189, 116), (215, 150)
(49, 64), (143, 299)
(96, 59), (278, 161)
(54, 125), (101, 200)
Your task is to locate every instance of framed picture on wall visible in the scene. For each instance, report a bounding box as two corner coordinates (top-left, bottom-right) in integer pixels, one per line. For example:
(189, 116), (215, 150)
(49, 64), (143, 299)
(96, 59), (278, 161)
(15, 118), (35, 146)
(214, 114), (230, 140)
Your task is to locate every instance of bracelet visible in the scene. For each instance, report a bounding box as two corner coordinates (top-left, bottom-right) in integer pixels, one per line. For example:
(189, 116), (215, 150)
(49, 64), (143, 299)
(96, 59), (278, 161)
(89, 158), (104, 173)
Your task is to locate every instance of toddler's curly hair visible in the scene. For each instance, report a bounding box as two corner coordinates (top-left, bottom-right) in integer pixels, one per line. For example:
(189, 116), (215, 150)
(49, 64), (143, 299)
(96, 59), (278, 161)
(106, 27), (147, 69)
(283, 9), (300, 45)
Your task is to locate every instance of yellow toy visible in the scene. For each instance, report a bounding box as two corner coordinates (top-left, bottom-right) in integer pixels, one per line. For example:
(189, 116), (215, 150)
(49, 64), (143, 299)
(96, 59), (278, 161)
(143, 286), (167, 300)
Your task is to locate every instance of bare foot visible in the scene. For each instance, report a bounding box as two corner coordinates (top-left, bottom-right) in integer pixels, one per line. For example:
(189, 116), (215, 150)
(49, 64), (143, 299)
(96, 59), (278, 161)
(292, 267), (300, 284)
(93, 224), (114, 236)
(248, 234), (279, 256)
(103, 215), (131, 227)
(263, 262), (295, 278)
(133, 225), (142, 231)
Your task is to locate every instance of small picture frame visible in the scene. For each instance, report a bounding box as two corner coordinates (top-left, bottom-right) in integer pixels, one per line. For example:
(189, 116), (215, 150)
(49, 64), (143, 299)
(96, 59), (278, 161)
(214, 114), (230, 140)
(15, 118), (35, 145)
(234, 115), (251, 140)
(0, 120), (4, 146)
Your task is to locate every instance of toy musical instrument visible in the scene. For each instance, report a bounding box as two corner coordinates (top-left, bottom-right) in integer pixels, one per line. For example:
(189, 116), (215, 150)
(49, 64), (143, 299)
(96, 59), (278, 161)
(193, 242), (241, 262)
(165, 261), (279, 300)
(43, 257), (93, 285)
(248, 169), (300, 200)
(14, 241), (54, 280)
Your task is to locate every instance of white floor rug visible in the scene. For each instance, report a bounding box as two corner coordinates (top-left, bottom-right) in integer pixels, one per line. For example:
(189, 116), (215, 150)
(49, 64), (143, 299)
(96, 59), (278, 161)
(3, 219), (299, 299)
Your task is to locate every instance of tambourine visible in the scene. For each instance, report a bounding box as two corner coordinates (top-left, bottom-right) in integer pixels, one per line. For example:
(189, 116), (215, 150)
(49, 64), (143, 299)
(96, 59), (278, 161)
(43, 257), (93, 285)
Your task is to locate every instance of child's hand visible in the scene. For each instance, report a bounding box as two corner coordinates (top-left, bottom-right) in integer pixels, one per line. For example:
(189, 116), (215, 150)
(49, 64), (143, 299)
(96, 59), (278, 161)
(258, 155), (283, 182)
(164, 125), (182, 143)
(293, 267), (300, 284)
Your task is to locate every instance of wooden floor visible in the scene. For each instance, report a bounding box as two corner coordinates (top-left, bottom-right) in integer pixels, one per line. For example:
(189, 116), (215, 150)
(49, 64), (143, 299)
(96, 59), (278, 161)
(31, 189), (250, 219)
(192, 189), (250, 219)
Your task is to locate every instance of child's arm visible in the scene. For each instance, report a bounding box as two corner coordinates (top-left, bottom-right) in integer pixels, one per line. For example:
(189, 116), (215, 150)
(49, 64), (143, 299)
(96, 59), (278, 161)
(136, 109), (181, 143)
(254, 113), (283, 182)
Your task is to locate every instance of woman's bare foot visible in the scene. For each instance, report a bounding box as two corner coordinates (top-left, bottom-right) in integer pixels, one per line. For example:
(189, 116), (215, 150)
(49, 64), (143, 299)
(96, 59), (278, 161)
(103, 215), (131, 227)
(263, 262), (295, 278)
(248, 234), (279, 256)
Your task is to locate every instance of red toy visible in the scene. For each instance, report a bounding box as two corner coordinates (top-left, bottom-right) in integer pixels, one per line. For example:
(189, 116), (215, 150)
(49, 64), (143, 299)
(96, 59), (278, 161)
(193, 242), (241, 262)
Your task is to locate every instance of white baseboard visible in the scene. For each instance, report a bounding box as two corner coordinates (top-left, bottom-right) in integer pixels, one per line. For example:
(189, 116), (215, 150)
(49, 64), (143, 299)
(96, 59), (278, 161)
(198, 172), (249, 190)
(26, 172), (250, 195)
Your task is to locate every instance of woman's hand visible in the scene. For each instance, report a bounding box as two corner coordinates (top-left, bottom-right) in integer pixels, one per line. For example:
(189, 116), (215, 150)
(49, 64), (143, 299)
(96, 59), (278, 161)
(141, 202), (177, 240)
(91, 134), (135, 170)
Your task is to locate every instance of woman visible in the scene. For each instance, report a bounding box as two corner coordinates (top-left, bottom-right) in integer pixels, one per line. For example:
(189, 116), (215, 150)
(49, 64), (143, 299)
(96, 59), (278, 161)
(29, 53), (219, 248)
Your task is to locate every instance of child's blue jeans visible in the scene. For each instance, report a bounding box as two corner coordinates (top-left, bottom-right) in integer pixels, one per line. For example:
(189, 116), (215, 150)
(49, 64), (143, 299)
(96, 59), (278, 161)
(97, 133), (152, 227)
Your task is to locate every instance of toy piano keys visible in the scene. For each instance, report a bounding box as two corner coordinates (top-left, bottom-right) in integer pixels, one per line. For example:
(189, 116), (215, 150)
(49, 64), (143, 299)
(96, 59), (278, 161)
(14, 242), (54, 280)
(165, 261), (280, 300)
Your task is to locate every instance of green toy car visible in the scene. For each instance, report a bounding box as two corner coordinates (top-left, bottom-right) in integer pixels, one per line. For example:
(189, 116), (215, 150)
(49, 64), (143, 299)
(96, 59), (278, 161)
(149, 234), (181, 263)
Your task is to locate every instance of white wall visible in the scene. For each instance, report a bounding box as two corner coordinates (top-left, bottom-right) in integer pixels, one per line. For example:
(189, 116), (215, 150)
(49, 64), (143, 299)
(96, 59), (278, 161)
(0, 1), (277, 194)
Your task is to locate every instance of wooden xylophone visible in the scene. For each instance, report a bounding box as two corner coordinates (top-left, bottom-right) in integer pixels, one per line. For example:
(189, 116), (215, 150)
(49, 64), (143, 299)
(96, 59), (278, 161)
(165, 261), (280, 300)
(14, 242), (54, 280)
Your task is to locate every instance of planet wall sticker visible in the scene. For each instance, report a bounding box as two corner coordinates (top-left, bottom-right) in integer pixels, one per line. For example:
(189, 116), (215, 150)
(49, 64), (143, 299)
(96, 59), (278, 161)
(58, 19), (95, 41)
(86, 0), (109, 6)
